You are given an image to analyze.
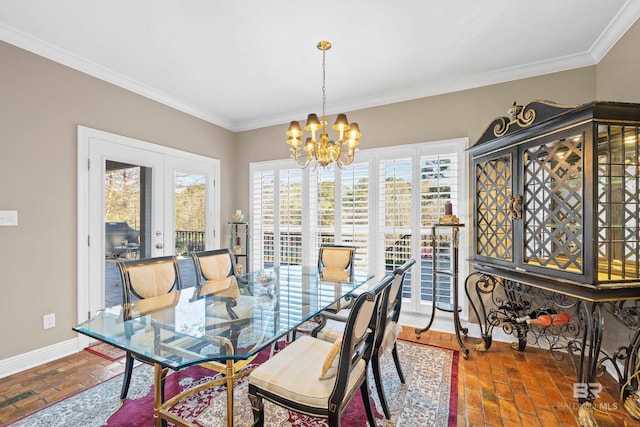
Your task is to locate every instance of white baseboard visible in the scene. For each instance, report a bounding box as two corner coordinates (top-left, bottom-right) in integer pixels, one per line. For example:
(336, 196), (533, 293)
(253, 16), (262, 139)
(399, 310), (518, 344)
(0, 338), (81, 379)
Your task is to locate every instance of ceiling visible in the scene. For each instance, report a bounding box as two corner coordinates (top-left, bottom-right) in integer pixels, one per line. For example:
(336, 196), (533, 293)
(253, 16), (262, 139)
(2, 1), (640, 132)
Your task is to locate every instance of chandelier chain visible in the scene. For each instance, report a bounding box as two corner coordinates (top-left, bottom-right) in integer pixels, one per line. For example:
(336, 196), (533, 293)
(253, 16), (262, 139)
(321, 48), (326, 123)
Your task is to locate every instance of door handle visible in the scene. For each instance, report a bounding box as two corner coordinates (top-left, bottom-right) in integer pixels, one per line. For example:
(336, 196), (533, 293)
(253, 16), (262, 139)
(156, 243), (164, 249)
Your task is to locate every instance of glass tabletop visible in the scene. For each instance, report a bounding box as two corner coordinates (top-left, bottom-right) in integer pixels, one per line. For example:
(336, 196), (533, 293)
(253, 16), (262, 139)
(73, 265), (373, 370)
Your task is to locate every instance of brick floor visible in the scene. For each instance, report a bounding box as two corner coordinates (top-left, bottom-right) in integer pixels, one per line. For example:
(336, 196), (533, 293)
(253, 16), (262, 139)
(0, 328), (638, 426)
(397, 328), (638, 427)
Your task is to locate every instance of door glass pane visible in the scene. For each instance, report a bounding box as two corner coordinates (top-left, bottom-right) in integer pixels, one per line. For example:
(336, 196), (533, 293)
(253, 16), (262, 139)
(174, 171), (206, 288)
(174, 171), (206, 255)
(104, 160), (151, 307)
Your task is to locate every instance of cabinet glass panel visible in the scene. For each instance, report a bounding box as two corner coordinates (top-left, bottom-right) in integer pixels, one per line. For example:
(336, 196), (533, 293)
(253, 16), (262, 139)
(475, 153), (513, 261)
(596, 124), (640, 280)
(522, 134), (583, 273)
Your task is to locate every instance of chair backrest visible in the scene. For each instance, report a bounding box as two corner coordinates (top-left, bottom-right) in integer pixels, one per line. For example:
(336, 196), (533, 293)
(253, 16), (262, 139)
(374, 259), (415, 352)
(388, 259), (416, 323)
(318, 244), (356, 282)
(330, 274), (394, 407)
(117, 255), (182, 304)
(191, 248), (240, 298)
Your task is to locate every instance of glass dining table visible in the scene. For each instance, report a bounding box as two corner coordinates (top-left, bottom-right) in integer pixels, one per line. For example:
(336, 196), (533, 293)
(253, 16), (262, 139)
(73, 265), (373, 427)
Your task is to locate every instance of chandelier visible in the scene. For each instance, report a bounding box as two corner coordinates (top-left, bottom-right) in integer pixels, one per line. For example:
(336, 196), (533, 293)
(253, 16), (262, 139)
(286, 40), (361, 169)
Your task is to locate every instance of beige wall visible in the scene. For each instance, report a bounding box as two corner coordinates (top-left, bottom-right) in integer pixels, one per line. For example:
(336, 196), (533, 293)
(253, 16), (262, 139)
(2, 17), (640, 363)
(597, 18), (640, 101)
(235, 66), (598, 219)
(0, 41), (237, 359)
(235, 18), (640, 354)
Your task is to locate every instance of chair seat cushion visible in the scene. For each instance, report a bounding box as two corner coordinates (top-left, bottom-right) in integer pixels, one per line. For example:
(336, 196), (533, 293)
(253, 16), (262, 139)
(249, 335), (366, 409)
(205, 295), (255, 320)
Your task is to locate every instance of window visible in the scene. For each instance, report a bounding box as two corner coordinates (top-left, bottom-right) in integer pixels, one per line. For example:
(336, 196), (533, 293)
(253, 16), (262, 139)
(279, 169), (303, 265)
(250, 138), (468, 315)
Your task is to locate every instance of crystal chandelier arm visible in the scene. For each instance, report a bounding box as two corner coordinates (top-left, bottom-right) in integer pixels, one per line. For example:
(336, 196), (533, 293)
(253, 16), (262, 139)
(335, 142), (356, 168)
(291, 146), (312, 167)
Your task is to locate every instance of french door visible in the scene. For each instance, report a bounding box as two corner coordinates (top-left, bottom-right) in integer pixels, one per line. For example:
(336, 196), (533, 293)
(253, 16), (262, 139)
(77, 126), (220, 330)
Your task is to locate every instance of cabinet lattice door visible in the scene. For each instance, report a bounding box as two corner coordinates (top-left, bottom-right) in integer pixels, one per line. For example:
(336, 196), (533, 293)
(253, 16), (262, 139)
(522, 133), (583, 273)
(475, 152), (513, 262)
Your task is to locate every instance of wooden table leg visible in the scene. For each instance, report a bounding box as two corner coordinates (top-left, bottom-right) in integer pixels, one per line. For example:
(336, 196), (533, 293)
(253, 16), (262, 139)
(154, 363), (163, 427)
(226, 360), (234, 427)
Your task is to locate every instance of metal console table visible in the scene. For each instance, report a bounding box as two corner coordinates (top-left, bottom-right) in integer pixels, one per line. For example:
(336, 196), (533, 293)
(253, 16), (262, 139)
(415, 222), (469, 359)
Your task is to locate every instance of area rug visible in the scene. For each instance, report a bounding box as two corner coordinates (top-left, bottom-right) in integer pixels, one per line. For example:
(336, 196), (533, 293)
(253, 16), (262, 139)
(85, 342), (126, 361)
(7, 340), (457, 427)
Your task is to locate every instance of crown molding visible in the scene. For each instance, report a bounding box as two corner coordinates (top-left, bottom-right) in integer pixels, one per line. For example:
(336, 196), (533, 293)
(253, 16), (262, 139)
(590, 0), (640, 62)
(0, 23), (237, 131)
(3, 2), (639, 134)
(239, 50), (598, 132)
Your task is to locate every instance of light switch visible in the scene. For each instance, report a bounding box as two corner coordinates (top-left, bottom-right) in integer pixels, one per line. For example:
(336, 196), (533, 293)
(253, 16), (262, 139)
(0, 210), (18, 226)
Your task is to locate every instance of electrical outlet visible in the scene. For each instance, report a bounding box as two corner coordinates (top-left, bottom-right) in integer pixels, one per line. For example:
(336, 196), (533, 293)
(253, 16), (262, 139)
(43, 313), (56, 329)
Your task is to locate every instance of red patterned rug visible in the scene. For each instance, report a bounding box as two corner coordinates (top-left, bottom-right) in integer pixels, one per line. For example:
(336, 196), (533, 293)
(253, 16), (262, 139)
(85, 342), (126, 361)
(8, 339), (458, 427)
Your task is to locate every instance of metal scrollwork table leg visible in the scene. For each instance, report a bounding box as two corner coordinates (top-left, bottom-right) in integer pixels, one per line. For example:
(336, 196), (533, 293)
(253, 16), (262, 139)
(463, 271), (640, 426)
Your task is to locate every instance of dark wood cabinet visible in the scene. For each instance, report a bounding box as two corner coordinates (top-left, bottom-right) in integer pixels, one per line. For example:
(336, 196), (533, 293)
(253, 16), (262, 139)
(469, 100), (640, 301)
(465, 101), (640, 423)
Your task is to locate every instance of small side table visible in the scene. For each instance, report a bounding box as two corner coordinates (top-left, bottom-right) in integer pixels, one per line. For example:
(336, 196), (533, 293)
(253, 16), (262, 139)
(229, 221), (250, 274)
(415, 223), (469, 358)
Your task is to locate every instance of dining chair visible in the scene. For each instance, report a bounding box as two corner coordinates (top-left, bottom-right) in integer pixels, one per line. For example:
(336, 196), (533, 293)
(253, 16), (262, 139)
(370, 258), (415, 419)
(291, 244), (357, 339)
(190, 248), (260, 373)
(318, 244), (356, 283)
(190, 248), (253, 319)
(312, 258), (416, 420)
(247, 274), (394, 427)
(116, 255), (182, 400)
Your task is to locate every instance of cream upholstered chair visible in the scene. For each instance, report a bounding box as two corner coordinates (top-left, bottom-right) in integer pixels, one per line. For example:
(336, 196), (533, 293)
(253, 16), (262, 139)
(247, 274), (394, 427)
(190, 248), (255, 319)
(312, 259), (416, 420)
(190, 248), (263, 362)
(318, 244), (356, 283)
(117, 255), (182, 400)
(292, 245), (357, 339)
(371, 258), (415, 419)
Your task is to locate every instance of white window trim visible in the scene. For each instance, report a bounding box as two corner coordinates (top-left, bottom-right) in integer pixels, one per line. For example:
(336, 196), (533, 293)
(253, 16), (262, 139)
(249, 137), (469, 319)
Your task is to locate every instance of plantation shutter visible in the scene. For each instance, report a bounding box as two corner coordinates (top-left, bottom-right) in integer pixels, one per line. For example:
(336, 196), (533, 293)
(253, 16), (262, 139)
(314, 168), (336, 260)
(279, 169), (303, 265)
(341, 163), (370, 268)
(251, 170), (275, 270)
(419, 153), (459, 304)
(379, 158), (413, 299)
